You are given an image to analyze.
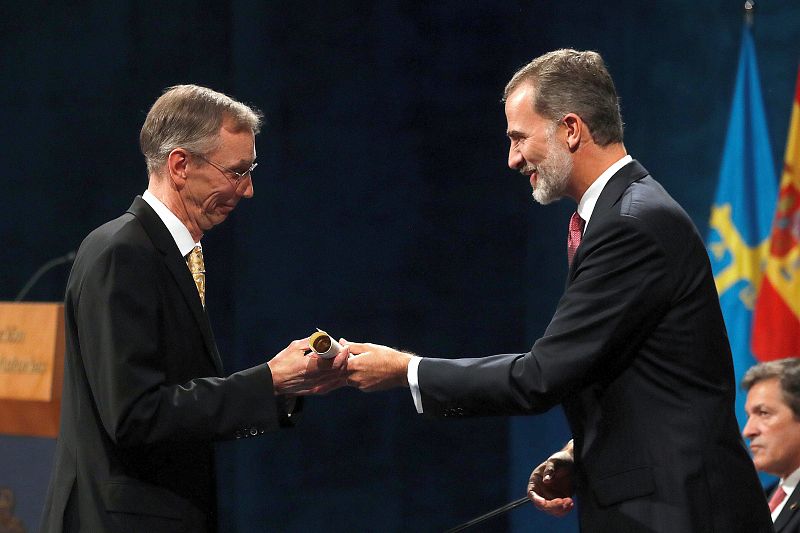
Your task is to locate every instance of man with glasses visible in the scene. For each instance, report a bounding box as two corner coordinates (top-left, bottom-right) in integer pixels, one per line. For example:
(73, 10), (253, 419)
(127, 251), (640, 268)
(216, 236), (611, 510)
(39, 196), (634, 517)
(40, 85), (347, 533)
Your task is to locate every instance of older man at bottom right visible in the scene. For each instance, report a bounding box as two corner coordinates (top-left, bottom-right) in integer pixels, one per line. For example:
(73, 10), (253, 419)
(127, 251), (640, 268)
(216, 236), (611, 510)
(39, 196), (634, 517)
(743, 358), (800, 532)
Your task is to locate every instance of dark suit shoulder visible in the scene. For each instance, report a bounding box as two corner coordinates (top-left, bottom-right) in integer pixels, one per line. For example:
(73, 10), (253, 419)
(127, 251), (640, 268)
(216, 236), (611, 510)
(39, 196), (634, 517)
(70, 212), (161, 298)
(615, 176), (705, 257)
(76, 211), (162, 268)
(618, 177), (694, 228)
(81, 212), (153, 254)
(580, 173), (711, 306)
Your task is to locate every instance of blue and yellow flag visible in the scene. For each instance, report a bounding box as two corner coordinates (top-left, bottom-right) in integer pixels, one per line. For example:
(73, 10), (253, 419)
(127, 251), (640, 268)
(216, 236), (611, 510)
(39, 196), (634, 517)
(706, 25), (778, 429)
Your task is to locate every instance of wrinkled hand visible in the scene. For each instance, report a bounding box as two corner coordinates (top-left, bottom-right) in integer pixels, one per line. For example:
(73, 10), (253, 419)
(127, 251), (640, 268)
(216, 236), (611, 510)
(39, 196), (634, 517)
(340, 339), (411, 392)
(527, 448), (575, 517)
(267, 338), (350, 395)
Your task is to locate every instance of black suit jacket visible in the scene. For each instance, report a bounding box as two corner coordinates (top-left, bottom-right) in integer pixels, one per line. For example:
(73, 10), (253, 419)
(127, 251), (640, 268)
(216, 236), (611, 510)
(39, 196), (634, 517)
(41, 197), (289, 532)
(418, 162), (773, 532)
(774, 485), (800, 533)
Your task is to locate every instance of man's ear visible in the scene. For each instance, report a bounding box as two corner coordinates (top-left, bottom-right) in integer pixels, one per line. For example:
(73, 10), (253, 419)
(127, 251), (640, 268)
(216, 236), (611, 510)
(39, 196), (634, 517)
(167, 148), (190, 189)
(562, 113), (583, 152)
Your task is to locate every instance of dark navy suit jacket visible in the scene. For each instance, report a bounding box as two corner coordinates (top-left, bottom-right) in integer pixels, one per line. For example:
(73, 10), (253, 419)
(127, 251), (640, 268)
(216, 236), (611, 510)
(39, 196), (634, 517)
(418, 161), (773, 532)
(773, 484), (800, 532)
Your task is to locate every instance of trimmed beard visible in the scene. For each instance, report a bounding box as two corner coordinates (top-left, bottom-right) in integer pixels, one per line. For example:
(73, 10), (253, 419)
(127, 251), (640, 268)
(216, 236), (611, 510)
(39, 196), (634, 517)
(531, 127), (573, 205)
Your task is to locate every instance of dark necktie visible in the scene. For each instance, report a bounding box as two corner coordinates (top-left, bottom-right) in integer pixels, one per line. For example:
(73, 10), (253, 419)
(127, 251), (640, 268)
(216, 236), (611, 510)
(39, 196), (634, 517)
(768, 485), (787, 513)
(567, 211), (585, 266)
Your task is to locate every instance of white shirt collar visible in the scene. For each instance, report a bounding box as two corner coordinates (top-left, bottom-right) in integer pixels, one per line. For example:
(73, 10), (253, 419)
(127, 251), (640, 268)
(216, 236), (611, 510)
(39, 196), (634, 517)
(142, 190), (200, 257)
(781, 465), (800, 494)
(576, 154), (633, 232)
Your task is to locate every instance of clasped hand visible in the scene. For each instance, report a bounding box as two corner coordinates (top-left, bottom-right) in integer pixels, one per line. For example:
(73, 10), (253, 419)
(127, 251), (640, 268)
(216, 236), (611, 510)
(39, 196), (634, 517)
(339, 339), (411, 392)
(267, 337), (412, 395)
(527, 445), (575, 517)
(267, 338), (350, 395)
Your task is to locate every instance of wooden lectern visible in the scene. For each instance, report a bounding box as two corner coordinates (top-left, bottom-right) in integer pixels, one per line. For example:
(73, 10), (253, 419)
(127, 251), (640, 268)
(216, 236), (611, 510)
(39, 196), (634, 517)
(0, 302), (64, 437)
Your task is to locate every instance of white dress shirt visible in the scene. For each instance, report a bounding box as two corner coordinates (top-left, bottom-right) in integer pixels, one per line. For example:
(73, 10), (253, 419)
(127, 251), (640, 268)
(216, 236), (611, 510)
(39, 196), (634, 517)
(142, 190), (201, 256)
(406, 155), (634, 413)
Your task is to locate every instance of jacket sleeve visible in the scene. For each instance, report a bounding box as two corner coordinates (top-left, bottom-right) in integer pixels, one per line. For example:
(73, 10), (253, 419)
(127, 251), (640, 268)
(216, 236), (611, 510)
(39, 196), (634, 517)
(419, 212), (671, 417)
(74, 239), (281, 446)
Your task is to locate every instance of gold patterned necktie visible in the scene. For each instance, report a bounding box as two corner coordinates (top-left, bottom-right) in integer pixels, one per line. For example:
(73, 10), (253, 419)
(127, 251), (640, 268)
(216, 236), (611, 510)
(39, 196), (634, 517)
(187, 245), (206, 307)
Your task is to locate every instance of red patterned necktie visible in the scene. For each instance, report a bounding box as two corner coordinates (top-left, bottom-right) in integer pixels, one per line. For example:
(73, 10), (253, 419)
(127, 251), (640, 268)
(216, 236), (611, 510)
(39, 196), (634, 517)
(768, 485), (787, 512)
(567, 211), (585, 266)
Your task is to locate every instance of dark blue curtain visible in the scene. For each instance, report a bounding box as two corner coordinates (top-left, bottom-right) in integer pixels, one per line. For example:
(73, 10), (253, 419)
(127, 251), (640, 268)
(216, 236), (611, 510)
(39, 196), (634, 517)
(2, 2), (799, 531)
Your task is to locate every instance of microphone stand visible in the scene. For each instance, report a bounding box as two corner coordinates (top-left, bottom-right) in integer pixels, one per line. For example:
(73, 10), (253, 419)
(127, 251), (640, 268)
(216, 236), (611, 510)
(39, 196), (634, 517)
(14, 251), (76, 302)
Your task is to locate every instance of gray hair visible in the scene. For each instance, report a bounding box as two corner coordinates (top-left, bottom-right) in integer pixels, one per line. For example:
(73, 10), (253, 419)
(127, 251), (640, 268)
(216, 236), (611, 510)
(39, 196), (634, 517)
(742, 358), (800, 418)
(503, 49), (624, 146)
(140, 84), (263, 176)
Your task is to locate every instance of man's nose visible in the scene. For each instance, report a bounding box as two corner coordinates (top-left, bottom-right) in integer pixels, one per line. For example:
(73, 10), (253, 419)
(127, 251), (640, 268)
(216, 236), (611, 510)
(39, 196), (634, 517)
(508, 144), (523, 170)
(240, 176), (254, 199)
(742, 417), (757, 439)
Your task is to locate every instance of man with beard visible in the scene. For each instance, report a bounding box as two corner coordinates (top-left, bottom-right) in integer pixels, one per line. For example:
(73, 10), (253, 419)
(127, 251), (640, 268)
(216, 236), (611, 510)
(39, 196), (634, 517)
(340, 49), (772, 532)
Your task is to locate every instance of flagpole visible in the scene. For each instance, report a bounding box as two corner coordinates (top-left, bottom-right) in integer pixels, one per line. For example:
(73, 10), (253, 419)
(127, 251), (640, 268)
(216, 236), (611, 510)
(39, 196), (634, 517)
(706, 0), (778, 430)
(744, 0), (755, 26)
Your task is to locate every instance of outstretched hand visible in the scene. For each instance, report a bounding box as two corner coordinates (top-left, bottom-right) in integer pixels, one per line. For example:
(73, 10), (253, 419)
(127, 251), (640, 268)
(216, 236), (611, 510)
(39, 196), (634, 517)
(340, 339), (412, 392)
(267, 337), (350, 395)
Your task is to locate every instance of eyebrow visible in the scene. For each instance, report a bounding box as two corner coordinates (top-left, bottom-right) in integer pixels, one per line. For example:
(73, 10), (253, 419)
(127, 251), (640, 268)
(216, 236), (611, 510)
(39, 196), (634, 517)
(506, 129), (524, 139)
(231, 157), (256, 168)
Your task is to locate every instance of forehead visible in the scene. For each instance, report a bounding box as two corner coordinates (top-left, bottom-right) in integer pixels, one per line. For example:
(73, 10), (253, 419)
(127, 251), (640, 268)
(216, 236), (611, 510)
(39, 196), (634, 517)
(505, 84), (548, 132)
(214, 120), (256, 161)
(745, 378), (786, 408)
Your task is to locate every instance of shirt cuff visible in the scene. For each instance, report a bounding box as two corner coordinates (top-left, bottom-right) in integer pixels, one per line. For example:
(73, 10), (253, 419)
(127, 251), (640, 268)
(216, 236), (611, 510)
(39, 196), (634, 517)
(408, 355), (423, 414)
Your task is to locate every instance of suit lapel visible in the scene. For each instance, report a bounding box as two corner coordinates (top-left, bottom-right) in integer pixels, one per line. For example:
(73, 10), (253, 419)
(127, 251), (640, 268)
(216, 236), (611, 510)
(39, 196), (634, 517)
(774, 485), (800, 532)
(127, 196), (225, 375)
(568, 160), (650, 280)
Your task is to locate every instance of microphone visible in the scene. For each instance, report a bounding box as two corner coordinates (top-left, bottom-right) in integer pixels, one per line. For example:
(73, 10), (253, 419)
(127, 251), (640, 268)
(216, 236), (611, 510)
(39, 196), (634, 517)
(14, 250), (77, 302)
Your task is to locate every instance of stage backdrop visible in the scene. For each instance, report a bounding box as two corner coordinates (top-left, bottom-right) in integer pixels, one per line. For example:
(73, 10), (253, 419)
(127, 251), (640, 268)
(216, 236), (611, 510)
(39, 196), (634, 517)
(1, 1), (799, 532)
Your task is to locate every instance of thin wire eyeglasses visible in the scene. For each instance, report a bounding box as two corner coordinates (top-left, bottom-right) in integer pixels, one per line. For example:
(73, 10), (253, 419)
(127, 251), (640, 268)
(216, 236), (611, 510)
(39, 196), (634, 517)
(193, 153), (257, 191)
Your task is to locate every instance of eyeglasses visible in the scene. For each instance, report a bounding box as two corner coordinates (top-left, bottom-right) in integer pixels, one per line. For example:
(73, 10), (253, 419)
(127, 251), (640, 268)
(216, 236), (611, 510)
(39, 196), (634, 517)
(193, 153), (257, 192)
